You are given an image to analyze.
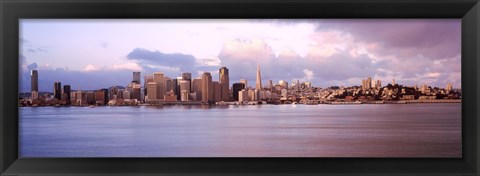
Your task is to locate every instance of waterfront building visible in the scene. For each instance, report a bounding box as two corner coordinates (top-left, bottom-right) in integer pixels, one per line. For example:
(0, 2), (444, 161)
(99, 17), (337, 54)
(153, 72), (165, 100)
(63, 85), (71, 104)
(146, 82), (157, 101)
(238, 90), (248, 102)
(201, 72), (213, 103)
(232, 83), (245, 101)
(191, 78), (202, 101)
(132, 85), (141, 101)
(123, 90), (131, 100)
(179, 80), (191, 98)
(248, 89), (256, 101)
(53, 82), (62, 100)
(213, 81), (222, 102)
(219, 67), (230, 101)
(165, 90), (177, 102)
(181, 90), (190, 101)
(86, 91), (95, 105)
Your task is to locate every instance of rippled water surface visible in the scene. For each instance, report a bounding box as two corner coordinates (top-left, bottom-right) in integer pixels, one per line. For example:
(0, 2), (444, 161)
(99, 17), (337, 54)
(19, 104), (461, 157)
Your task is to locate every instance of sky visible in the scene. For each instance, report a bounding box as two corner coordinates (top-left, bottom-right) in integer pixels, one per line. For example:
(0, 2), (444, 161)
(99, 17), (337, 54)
(19, 19), (461, 93)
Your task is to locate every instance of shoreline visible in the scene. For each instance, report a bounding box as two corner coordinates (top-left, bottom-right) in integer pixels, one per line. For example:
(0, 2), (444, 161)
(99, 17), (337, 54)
(19, 99), (461, 107)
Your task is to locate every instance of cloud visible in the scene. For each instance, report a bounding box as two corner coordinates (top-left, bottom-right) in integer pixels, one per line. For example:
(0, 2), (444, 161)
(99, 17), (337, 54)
(218, 38), (377, 86)
(83, 64), (101, 72)
(111, 63), (142, 71)
(27, 63), (38, 70)
(126, 48), (196, 72)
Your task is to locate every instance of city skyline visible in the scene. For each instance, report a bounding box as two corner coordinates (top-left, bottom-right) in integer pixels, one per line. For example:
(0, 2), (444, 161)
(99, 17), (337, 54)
(19, 19), (461, 92)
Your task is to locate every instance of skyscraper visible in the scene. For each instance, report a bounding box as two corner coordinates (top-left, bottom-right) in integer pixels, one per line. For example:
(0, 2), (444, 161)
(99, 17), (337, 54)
(181, 72), (192, 92)
(232, 83), (245, 101)
(256, 65), (262, 90)
(147, 82), (157, 101)
(144, 75), (153, 96)
(192, 78), (203, 100)
(268, 80), (273, 91)
(63, 85), (71, 104)
(133, 72), (141, 84)
(31, 70), (38, 92)
(201, 72), (213, 103)
(54, 82), (62, 100)
(179, 80), (191, 96)
(213, 81), (222, 102)
(153, 72), (164, 100)
(219, 67), (230, 101)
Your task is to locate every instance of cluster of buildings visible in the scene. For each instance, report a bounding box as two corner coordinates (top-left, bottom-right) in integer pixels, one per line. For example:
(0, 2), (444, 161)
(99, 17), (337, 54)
(19, 67), (461, 107)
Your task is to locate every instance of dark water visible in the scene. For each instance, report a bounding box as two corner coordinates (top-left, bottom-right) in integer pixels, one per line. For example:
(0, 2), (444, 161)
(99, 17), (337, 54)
(19, 104), (461, 157)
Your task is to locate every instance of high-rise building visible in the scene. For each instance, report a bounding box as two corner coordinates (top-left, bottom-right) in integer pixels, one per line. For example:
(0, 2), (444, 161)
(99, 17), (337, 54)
(164, 77), (173, 92)
(86, 91), (95, 105)
(53, 82), (62, 100)
(172, 78), (180, 100)
(63, 85), (71, 104)
(392, 79), (396, 85)
(192, 78), (203, 100)
(238, 90), (248, 102)
(146, 82), (157, 101)
(201, 72), (213, 103)
(376, 80), (382, 88)
(123, 90), (131, 99)
(132, 84), (141, 101)
(31, 70), (38, 92)
(153, 72), (164, 100)
(256, 65), (262, 90)
(133, 72), (141, 84)
(268, 80), (273, 91)
(144, 75), (153, 96)
(182, 72), (192, 81)
(219, 67), (230, 101)
(179, 80), (191, 98)
(232, 83), (245, 101)
(213, 81), (222, 102)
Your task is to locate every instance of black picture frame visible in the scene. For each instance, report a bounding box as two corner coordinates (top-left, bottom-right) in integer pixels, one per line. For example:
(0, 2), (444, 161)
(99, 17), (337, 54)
(1, 0), (479, 175)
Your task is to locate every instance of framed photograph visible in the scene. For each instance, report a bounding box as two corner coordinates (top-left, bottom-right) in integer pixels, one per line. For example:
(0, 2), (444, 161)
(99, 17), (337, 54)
(1, 0), (479, 175)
